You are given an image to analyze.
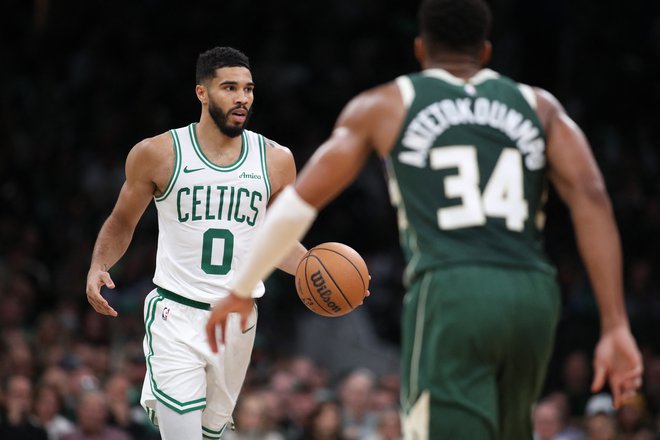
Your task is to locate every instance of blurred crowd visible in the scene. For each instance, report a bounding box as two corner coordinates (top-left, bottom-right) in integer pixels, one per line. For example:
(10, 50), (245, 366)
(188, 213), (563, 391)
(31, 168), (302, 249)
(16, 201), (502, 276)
(0, 339), (404, 440)
(2, 0), (660, 439)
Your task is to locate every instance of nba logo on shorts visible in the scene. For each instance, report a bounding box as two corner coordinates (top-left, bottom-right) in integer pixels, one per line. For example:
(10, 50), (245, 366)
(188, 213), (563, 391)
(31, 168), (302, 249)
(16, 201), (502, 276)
(162, 306), (171, 321)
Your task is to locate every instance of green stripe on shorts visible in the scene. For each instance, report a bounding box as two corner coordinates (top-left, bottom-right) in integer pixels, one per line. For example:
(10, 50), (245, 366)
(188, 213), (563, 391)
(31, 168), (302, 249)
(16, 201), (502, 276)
(144, 293), (207, 414)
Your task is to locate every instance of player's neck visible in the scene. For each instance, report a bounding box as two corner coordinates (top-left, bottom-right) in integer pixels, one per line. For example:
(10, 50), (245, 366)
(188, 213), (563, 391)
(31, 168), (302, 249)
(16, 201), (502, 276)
(196, 117), (241, 151)
(425, 56), (483, 80)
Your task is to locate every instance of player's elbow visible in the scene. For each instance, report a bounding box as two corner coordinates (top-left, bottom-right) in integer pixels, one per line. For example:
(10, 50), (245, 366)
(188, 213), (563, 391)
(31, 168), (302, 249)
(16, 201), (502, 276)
(106, 210), (139, 236)
(568, 175), (613, 214)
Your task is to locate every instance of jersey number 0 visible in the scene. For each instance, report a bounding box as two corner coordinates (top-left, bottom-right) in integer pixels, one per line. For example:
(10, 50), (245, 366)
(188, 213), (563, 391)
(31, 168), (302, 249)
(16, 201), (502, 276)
(201, 228), (234, 275)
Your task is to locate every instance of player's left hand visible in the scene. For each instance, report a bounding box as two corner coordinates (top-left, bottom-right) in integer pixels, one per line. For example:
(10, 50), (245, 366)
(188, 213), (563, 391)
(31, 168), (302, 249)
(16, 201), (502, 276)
(206, 293), (254, 353)
(591, 325), (643, 408)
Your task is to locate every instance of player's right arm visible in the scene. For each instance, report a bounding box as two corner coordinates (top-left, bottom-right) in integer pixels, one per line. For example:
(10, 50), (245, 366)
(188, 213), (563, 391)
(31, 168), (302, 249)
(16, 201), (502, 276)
(537, 88), (642, 407)
(206, 83), (403, 350)
(295, 82), (404, 207)
(86, 135), (167, 316)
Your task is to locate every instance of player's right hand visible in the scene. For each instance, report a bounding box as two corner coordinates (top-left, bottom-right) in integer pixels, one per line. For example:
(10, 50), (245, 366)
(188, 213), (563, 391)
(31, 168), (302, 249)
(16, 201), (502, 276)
(206, 293), (254, 353)
(86, 268), (118, 317)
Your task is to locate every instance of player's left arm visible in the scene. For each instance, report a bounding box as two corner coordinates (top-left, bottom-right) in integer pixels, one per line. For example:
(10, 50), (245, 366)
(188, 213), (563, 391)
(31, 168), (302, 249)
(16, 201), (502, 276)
(538, 87), (642, 407)
(265, 141), (308, 274)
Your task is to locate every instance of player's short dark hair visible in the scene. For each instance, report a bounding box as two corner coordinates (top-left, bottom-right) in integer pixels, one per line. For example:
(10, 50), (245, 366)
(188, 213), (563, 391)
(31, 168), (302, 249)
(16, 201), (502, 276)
(196, 46), (251, 84)
(418, 0), (492, 55)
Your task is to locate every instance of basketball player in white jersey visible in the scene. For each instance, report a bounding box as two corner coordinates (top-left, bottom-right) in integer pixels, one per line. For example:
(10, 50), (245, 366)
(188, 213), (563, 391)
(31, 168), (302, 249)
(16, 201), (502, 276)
(85, 47), (306, 440)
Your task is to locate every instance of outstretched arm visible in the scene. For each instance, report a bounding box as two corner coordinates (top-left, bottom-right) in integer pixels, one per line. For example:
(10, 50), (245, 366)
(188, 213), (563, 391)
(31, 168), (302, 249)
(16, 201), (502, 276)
(538, 88), (642, 407)
(206, 87), (388, 352)
(265, 141), (308, 275)
(85, 138), (161, 316)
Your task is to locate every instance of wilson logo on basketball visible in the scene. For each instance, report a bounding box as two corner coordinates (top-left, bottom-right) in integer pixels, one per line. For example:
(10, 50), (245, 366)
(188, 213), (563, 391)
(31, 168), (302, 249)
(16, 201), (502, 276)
(295, 242), (369, 318)
(310, 270), (341, 313)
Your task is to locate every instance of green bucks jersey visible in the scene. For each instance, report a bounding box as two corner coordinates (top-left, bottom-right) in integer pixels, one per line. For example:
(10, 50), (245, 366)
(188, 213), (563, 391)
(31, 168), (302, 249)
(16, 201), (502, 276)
(387, 68), (555, 283)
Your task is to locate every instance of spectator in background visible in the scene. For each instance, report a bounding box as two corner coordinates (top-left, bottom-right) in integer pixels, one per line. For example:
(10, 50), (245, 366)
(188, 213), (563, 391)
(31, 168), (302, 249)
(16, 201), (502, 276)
(563, 351), (594, 419)
(287, 381), (319, 439)
(60, 390), (130, 440)
(34, 313), (70, 370)
(338, 368), (378, 440)
(115, 343), (149, 409)
(3, 330), (37, 379)
(39, 367), (71, 417)
(550, 391), (591, 440)
(290, 355), (329, 393)
(62, 365), (99, 419)
(584, 393), (618, 440)
(32, 384), (75, 440)
(585, 413), (618, 440)
(364, 407), (402, 440)
(268, 369), (299, 438)
(255, 388), (290, 439)
(224, 391), (284, 440)
(632, 428), (657, 440)
(369, 379), (399, 413)
(534, 399), (565, 440)
(643, 355), (660, 417)
(302, 400), (345, 440)
(104, 373), (150, 439)
(0, 375), (48, 440)
(533, 396), (586, 440)
(617, 394), (652, 440)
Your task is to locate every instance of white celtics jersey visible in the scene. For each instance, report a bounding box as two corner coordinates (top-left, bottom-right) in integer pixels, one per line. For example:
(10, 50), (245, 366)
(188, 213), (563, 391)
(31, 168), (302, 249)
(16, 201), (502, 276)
(153, 123), (271, 303)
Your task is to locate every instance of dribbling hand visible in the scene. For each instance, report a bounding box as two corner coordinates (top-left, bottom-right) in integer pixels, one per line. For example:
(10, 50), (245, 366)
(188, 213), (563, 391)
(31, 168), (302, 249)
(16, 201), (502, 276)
(206, 293), (254, 353)
(86, 268), (118, 317)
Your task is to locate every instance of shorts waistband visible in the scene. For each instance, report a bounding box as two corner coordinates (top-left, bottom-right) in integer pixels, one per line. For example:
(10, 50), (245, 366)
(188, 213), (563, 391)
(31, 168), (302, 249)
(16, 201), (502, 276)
(156, 287), (211, 310)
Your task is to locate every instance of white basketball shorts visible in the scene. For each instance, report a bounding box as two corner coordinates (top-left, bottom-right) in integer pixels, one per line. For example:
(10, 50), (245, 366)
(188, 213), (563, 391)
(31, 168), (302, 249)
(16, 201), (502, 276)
(140, 288), (257, 439)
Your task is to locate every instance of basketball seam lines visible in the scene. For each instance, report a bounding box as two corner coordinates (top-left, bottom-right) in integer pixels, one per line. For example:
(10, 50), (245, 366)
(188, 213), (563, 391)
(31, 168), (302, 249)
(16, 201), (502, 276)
(309, 253), (355, 310)
(312, 247), (366, 292)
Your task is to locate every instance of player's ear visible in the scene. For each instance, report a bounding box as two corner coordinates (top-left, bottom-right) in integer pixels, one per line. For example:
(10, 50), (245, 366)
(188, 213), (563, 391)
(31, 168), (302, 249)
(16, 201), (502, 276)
(480, 41), (492, 66)
(414, 36), (426, 67)
(195, 84), (207, 105)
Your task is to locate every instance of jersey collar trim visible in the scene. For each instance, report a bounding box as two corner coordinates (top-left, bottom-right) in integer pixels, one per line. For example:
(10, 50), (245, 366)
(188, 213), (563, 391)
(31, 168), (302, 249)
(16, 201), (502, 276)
(422, 68), (499, 86)
(189, 123), (249, 172)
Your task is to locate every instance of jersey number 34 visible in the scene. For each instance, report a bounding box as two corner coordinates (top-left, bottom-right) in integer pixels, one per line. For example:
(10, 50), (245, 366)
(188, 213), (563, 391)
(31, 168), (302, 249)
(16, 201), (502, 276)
(432, 146), (528, 231)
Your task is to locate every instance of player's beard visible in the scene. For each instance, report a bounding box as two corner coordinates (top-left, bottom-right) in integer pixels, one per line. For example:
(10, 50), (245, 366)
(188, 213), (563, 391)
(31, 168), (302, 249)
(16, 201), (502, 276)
(208, 100), (252, 138)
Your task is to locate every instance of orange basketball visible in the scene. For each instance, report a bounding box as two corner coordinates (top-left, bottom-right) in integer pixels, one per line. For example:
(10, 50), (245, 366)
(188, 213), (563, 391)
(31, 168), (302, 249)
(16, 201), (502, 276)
(295, 242), (370, 317)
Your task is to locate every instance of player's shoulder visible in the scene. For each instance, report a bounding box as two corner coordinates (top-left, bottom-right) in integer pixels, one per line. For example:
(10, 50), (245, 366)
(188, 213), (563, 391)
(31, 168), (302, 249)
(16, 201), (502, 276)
(339, 80), (401, 122)
(531, 87), (565, 129)
(263, 136), (290, 154)
(532, 87), (563, 110)
(250, 133), (297, 189)
(126, 131), (174, 166)
(255, 133), (293, 160)
(134, 131), (173, 153)
(357, 80), (401, 107)
(247, 131), (294, 169)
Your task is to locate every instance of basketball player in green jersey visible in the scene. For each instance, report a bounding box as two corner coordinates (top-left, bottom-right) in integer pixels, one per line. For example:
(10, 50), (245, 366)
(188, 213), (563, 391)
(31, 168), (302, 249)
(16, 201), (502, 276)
(85, 47), (306, 440)
(207, 0), (643, 438)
